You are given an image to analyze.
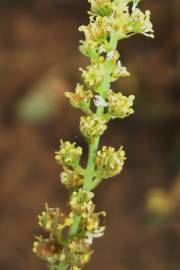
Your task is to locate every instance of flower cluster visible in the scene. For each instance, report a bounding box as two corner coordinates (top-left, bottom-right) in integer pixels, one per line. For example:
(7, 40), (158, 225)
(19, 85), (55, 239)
(69, 190), (106, 244)
(79, 56), (129, 94)
(33, 190), (105, 269)
(107, 90), (135, 119)
(61, 167), (84, 189)
(80, 114), (107, 140)
(37, 204), (67, 233)
(65, 238), (92, 269)
(96, 146), (126, 178)
(80, 0), (154, 56)
(55, 140), (85, 189)
(55, 140), (82, 168)
(80, 60), (105, 88)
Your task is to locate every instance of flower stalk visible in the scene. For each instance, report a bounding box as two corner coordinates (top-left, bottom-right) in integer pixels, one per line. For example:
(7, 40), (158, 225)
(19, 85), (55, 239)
(33, 1), (154, 269)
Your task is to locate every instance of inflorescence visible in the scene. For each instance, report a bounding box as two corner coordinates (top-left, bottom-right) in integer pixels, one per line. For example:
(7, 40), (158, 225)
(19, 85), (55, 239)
(33, 1), (154, 269)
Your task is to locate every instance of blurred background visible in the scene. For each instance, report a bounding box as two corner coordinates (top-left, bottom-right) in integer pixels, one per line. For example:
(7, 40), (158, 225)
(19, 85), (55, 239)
(0, 0), (180, 269)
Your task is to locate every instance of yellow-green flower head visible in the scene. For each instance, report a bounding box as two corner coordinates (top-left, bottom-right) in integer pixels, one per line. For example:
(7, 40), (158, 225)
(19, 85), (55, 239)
(66, 238), (92, 268)
(79, 59), (105, 88)
(70, 189), (94, 215)
(65, 84), (93, 114)
(79, 15), (116, 54)
(96, 146), (126, 178)
(79, 15), (112, 56)
(38, 204), (66, 232)
(107, 90), (135, 119)
(55, 140), (82, 168)
(80, 115), (107, 139)
(79, 16), (107, 45)
(60, 167), (84, 189)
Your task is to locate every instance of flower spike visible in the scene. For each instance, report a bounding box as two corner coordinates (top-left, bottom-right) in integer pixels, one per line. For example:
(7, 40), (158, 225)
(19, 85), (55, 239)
(33, 1), (154, 269)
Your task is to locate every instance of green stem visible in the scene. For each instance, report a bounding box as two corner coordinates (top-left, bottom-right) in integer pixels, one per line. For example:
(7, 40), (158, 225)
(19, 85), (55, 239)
(68, 214), (81, 238)
(90, 177), (103, 190)
(82, 137), (100, 190)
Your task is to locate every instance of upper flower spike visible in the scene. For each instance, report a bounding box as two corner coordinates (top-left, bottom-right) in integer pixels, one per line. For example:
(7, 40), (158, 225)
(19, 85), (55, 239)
(80, 0), (154, 57)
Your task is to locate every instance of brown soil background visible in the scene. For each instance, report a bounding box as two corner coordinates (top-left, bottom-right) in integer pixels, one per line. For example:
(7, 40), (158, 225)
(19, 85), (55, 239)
(0, 0), (180, 269)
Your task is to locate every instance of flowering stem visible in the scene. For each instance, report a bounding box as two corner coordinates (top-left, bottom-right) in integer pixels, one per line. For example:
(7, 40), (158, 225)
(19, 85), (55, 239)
(57, 49), (117, 270)
(33, 2), (154, 270)
(82, 44), (118, 185)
